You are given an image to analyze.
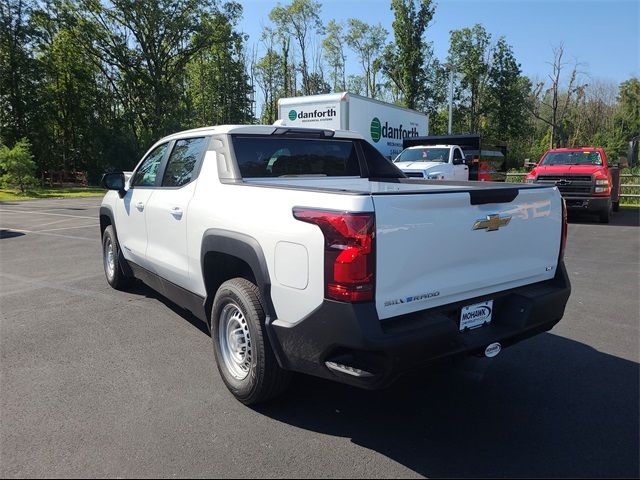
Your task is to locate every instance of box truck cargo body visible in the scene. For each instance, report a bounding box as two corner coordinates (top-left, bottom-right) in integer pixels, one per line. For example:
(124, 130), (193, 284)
(277, 92), (429, 158)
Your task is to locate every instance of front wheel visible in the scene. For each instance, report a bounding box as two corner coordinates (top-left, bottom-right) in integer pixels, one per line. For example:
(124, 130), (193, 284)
(102, 225), (133, 290)
(599, 204), (611, 224)
(211, 278), (291, 405)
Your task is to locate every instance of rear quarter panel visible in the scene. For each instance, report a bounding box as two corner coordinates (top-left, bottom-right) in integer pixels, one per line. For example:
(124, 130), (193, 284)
(188, 153), (373, 326)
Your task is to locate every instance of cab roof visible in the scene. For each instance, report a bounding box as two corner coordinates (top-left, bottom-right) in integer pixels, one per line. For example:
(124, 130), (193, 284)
(158, 125), (364, 142)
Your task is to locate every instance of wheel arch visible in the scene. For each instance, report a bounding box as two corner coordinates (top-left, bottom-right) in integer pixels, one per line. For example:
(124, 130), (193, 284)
(99, 205), (134, 278)
(99, 205), (114, 236)
(201, 229), (276, 326)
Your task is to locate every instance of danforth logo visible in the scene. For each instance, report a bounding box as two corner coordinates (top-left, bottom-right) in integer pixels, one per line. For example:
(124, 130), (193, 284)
(288, 110), (298, 121)
(370, 117), (419, 143)
(370, 117), (382, 143)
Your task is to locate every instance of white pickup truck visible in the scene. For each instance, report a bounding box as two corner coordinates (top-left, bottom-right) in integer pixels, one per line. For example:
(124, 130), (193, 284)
(394, 144), (469, 180)
(100, 125), (571, 405)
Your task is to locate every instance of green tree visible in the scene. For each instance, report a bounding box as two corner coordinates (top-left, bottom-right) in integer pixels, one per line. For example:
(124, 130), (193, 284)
(383, 0), (435, 109)
(485, 37), (531, 144)
(37, 27), (104, 178)
(345, 19), (387, 99)
(269, 0), (323, 96)
(448, 24), (491, 133)
(606, 78), (640, 160)
(71, 0), (222, 149)
(323, 20), (347, 92)
(254, 28), (285, 124)
(448, 24), (492, 133)
(185, 3), (253, 127)
(615, 79), (640, 138)
(0, 0), (40, 146)
(0, 138), (37, 192)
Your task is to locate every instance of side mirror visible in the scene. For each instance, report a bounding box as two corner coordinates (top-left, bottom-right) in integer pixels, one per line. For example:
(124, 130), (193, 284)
(452, 158), (463, 165)
(101, 172), (126, 197)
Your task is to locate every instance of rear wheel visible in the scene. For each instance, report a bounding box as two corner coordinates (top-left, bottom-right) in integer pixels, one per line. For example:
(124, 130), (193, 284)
(102, 225), (134, 290)
(211, 278), (291, 405)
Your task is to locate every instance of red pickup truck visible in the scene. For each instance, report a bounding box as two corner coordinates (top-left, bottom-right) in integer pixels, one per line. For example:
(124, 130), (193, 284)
(525, 147), (621, 223)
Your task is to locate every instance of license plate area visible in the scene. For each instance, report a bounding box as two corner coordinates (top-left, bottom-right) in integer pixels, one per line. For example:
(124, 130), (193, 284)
(460, 300), (493, 332)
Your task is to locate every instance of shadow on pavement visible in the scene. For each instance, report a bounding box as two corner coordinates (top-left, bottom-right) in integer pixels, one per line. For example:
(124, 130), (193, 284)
(253, 333), (639, 478)
(569, 207), (639, 227)
(128, 280), (210, 336)
(123, 276), (639, 477)
(0, 229), (26, 239)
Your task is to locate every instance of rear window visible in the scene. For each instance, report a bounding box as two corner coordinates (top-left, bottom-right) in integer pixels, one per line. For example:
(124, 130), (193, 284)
(231, 136), (361, 178)
(231, 135), (405, 179)
(540, 151), (603, 166)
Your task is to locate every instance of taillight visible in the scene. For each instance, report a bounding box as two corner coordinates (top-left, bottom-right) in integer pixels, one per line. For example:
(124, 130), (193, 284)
(293, 208), (375, 302)
(560, 197), (568, 260)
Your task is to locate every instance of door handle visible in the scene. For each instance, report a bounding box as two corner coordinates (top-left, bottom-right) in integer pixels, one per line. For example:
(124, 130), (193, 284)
(135, 201), (144, 211)
(169, 206), (183, 218)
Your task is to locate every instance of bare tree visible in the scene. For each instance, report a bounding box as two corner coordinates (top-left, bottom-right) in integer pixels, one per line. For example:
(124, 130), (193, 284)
(530, 44), (587, 148)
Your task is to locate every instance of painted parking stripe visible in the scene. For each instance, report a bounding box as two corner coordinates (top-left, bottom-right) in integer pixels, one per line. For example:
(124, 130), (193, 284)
(0, 209), (96, 219)
(37, 224), (99, 232)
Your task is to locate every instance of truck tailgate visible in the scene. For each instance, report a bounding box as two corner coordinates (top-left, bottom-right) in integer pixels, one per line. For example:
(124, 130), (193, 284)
(373, 186), (562, 320)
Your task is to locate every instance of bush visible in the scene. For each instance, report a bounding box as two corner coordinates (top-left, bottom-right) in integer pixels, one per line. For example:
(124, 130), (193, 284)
(0, 139), (37, 193)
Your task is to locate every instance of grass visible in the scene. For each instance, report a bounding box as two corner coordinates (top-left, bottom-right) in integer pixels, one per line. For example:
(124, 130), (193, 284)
(0, 186), (105, 201)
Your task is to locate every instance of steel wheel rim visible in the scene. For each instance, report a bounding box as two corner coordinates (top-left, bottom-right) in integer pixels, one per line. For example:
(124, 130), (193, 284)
(104, 238), (115, 279)
(218, 303), (252, 380)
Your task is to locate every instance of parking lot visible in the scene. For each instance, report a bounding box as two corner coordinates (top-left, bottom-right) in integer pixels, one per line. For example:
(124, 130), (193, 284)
(0, 196), (638, 478)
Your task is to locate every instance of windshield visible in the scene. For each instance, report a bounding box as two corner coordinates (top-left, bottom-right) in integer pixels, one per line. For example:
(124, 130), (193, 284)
(395, 148), (449, 163)
(540, 151), (603, 166)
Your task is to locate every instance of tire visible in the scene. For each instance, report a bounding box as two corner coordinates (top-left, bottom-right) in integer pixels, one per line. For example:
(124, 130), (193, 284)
(612, 201), (620, 212)
(599, 205), (611, 224)
(102, 225), (134, 290)
(211, 278), (291, 405)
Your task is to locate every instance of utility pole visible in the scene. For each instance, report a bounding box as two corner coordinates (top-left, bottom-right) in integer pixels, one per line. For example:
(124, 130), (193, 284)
(444, 63), (455, 135)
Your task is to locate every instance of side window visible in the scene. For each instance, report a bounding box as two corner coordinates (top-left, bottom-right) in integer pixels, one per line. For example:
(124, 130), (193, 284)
(162, 137), (207, 187)
(453, 149), (463, 164)
(131, 143), (169, 187)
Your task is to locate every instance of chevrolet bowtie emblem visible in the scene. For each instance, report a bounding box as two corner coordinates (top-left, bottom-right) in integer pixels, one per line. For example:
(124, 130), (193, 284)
(473, 214), (511, 232)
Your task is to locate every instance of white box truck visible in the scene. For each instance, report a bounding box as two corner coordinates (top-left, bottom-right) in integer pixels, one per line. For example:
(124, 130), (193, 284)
(277, 92), (429, 158)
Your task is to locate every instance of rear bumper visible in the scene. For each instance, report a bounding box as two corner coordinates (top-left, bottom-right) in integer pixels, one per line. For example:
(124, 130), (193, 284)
(267, 262), (571, 389)
(563, 195), (610, 212)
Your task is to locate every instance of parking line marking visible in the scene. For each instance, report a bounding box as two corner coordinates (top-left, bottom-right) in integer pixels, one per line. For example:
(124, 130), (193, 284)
(36, 224), (99, 232)
(39, 224), (98, 232)
(0, 209), (96, 219)
(29, 217), (80, 228)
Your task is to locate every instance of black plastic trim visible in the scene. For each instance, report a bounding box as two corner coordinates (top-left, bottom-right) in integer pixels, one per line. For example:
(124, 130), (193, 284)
(563, 196), (611, 212)
(127, 261), (207, 322)
(200, 229), (286, 366)
(469, 187), (519, 205)
(99, 205), (133, 277)
(268, 262), (571, 389)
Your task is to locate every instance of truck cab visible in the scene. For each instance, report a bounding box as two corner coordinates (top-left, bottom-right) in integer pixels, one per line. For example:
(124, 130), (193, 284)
(526, 147), (620, 223)
(393, 145), (469, 180)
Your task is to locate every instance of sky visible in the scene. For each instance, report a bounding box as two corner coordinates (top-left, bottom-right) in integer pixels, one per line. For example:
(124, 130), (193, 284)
(238, 0), (639, 88)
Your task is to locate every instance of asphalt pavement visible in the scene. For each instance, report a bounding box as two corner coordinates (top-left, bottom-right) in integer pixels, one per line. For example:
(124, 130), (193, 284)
(0, 197), (638, 478)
